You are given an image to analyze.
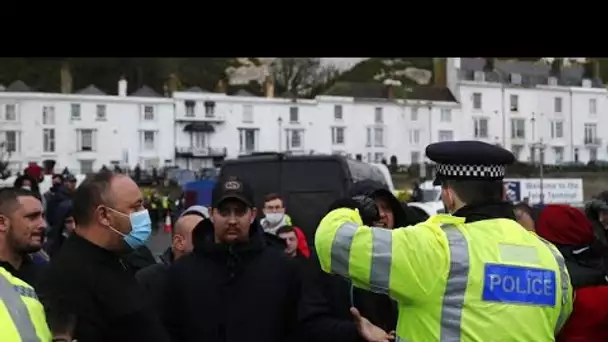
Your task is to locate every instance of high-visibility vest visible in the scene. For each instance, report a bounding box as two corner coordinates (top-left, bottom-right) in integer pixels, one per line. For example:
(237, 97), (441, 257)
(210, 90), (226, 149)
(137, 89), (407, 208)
(0, 267), (52, 342)
(315, 209), (573, 342)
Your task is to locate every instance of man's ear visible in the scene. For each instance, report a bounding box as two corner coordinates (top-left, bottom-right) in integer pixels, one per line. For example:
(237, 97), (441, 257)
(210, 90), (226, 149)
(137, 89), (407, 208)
(0, 214), (9, 233)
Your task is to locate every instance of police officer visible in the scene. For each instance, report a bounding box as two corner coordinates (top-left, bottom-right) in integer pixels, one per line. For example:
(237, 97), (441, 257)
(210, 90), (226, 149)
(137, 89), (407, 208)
(315, 140), (574, 341)
(0, 266), (51, 341)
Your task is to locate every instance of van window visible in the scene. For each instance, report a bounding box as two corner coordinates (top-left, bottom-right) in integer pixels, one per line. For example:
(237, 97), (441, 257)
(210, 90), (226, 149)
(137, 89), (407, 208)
(346, 159), (388, 187)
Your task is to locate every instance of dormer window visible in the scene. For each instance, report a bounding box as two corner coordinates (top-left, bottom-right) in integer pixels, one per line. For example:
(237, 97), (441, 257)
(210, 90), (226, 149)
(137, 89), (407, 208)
(510, 73), (522, 85)
(474, 71), (485, 82)
(548, 77), (558, 86)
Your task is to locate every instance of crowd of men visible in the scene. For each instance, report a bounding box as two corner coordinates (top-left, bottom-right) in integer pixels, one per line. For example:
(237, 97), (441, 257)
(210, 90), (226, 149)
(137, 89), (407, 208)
(0, 140), (608, 341)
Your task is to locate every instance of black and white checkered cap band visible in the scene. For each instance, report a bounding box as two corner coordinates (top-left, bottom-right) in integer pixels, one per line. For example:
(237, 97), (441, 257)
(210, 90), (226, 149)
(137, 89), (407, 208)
(436, 164), (505, 179)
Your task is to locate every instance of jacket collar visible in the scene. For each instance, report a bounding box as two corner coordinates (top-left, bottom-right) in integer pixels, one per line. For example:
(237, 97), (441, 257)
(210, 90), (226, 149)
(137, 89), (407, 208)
(453, 201), (516, 223)
(192, 219), (266, 259)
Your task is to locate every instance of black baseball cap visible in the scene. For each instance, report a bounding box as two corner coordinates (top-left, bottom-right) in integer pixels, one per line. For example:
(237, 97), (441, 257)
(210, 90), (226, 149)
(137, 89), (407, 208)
(211, 177), (255, 207)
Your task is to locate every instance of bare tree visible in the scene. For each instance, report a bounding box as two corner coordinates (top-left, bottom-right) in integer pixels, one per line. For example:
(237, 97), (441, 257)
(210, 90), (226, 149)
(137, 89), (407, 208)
(0, 142), (11, 179)
(270, 58), (326, 97)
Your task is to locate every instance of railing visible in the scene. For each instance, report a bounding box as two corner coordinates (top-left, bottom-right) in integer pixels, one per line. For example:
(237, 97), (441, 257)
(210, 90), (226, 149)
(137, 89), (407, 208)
(175, 146), (227, 156)
(584, 137), (602, 145)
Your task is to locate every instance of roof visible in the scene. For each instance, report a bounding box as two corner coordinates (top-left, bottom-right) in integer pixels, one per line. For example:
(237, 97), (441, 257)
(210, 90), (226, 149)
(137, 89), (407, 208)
(76, 84), (107, 95)
(184, 86), (209, 93)
(131, 85), (162, 97)
(234, 89), (257, 97)
(5, 80), (32, 92)
(322, 81), (457, 102)
(460, 58), (604, 88)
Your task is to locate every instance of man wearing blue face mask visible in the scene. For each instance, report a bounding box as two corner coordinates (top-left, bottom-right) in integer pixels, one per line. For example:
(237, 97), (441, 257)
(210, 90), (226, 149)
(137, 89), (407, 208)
(37, 171), (170, 342)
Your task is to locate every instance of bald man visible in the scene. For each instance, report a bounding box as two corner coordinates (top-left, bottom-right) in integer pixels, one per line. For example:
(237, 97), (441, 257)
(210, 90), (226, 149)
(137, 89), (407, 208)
(136, 206), (205, 313)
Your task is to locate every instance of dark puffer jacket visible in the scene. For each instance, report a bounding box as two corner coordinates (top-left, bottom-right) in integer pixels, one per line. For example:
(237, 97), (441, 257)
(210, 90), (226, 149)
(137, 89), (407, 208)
(162, 219), (301, 342)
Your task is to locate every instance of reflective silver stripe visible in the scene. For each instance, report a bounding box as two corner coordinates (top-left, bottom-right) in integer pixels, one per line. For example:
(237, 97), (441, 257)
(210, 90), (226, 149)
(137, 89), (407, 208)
(331, 223), (393, 295)
(440, 223), (470, 342)
(330, 222), (358, 277)
(537, 237), (570, 333)
(0, 275), (42, 342)
(13, 285), (39, 300)
(369, 228), (392, 294)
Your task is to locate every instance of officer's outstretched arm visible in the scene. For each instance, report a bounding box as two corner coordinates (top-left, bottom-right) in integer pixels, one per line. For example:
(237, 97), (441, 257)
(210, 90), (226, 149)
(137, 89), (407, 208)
(315, 208), (448, 304)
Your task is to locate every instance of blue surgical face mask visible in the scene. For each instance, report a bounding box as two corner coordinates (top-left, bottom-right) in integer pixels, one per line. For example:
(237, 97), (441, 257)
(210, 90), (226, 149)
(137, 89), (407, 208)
(105, 207), (152, 249)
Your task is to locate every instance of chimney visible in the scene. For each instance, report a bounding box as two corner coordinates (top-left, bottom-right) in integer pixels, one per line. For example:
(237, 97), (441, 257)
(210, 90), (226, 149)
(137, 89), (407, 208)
(383, 79), (401, 100)
(264, 75), (275, 98)
(433, 58), (447, 87)
(118, 77), (127, 97)
(60, 61), (73, 94)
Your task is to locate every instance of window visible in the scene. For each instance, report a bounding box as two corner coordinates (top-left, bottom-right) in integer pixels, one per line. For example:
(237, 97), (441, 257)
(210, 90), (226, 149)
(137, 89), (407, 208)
(287, 129), (304, 150)
(43, 128), (55, 153)
(71, 104), (81, 120)
(144, 105), (154, 121)
(551, 120), (564, 139)
(332, 127), (345, 145)
(474, 117), (488, 138)
(3, 131), (18, 152)
(374, 107), (383, 123)
(238, 128), (257, 153)
(438, 130), (454, 142)
(289, 107), (299, 123)
(512, 145), (523, 160)
(43, 106), (55, 125)
(440, 109), (452, 122)
(510, 94), (519, 112)
(374, 127), (384, 147)
(374, 152), (384, 163)
(529, 146), (536, 164)
(79, 160), (94, 174)
(590, 99), (597, 115)
(410, 151), (420, 164)
(584, 123), (598, 144)
(204, 101), (215, 117)
(5, 104), (16, 121)
(473, 93), (482, 110)
(96, 105), (107, 121)
(185, 101), (195, 117)
(366, 128), (372, 147)
(409, 129), (420, 144)
(243, 105), (253, 123)
(553, 147), (564, 164)
(554, 97), (562, 113)
(510, 119), (525, 139)
(590, 147), (598, 161)
(78, 129), (95, 152)
(193, 132), (207, 149)
(334, 105), (343, 120)
(143, 131), (155, 150)
(411, 107), (418, 121)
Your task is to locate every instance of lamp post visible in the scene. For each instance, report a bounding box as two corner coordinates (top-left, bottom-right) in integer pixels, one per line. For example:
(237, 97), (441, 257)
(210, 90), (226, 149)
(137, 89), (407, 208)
(531, 112), (546, 204)
(277, 116), (283, 152)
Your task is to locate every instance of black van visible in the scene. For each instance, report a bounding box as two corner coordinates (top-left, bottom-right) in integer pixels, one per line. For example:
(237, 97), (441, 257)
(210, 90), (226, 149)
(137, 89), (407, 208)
(219, 153), (388, 245)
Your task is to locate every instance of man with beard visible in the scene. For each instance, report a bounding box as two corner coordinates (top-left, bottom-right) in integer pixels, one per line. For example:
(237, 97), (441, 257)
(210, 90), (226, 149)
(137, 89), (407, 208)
(0, 187), (47, 289)
(162, 177), (301, 342)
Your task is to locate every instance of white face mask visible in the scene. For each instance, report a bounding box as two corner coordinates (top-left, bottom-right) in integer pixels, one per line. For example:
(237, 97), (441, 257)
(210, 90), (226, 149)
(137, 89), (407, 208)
(22, 186), (31, 191)
(265, 213), (284, 225)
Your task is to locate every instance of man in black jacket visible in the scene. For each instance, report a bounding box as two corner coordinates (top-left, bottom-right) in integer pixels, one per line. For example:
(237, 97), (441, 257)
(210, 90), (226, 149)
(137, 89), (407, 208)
(136, 206), (204, 312)
(162, 176), (301, 342)
(300, 179), (425, 341)
(38, 171), (169, 342)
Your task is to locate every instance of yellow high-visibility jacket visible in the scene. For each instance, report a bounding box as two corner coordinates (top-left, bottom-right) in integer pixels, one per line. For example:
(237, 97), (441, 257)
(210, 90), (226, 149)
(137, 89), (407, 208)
(315, 208), (573, 342)
(0, 266), (52, 342)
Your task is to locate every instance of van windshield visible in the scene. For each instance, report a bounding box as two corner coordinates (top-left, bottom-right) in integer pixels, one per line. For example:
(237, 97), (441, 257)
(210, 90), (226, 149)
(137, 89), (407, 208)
(421, 189), (441, 202)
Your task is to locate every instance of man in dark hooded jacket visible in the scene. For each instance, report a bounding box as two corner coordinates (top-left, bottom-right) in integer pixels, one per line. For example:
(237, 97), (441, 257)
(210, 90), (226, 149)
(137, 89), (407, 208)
(300, 179), (426, 341)
(162, 177), (300, 342)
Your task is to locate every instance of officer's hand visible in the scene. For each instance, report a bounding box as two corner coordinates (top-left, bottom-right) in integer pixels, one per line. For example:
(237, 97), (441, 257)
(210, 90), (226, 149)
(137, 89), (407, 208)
(327, 196), (379, 226)
(351, 307), (395, 342)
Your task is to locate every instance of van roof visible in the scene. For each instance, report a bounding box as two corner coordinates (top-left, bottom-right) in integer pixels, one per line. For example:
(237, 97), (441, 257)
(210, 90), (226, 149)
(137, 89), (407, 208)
(230, 152), (346, 164)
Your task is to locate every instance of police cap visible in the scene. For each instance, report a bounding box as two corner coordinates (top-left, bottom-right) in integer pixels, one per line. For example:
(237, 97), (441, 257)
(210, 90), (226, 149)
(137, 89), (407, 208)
(425, 140), (515, 185)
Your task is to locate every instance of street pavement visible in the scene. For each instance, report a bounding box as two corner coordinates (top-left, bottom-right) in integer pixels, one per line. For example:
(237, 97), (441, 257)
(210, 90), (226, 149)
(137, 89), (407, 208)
(147, 228), (171, 256)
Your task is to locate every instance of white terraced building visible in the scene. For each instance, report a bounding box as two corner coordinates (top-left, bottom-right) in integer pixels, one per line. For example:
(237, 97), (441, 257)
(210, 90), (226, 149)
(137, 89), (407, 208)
(0, 58), (606, 173)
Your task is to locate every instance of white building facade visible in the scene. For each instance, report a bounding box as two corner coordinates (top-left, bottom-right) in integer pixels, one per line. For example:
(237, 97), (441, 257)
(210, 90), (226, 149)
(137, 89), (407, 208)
(0, 85), (175, 174)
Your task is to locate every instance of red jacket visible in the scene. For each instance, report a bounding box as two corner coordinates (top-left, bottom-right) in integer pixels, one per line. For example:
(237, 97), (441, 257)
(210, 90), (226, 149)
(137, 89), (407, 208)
(558, 286), (608, 342)
(293, 227), (310, 258)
